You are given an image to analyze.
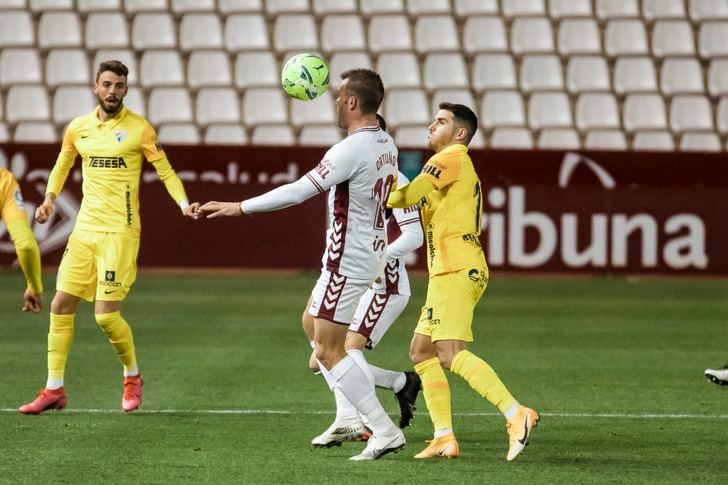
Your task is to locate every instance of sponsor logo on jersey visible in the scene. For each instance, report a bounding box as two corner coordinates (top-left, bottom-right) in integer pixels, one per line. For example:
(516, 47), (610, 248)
(422, 164), (442, 179)
(125, 184), (132, 226)
(99, 270), (121, 287)
(89, 157), (127, 168)
(13, 188), (24, 208)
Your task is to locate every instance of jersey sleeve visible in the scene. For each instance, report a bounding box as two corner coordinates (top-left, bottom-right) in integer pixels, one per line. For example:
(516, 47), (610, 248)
(303, 144), (357, 193)
(1, 177), (28, 223)
(46, 121), (80, 196)
(140, 122), (166, 162)
(386, 205), (422, 261)
(419, 149), (462, 190)
(150, 157), (188, 206)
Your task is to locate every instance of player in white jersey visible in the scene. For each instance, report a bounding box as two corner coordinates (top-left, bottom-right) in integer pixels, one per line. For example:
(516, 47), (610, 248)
(303, 170), (424, 447)
(201, 69), (405, 460)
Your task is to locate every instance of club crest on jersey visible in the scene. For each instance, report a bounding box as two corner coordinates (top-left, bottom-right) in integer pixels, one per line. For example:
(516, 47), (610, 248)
(13, 188), (24, 208)
(115, 130), (128, 142)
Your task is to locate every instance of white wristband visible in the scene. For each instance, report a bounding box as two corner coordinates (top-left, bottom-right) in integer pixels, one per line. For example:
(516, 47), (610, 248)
(179, 199), (190, 211)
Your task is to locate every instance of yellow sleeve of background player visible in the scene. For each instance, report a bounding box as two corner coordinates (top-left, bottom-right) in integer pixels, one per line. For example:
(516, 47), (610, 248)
(387, 175), (435, 208)
(419, 149), (462, 190)
(6, 218), (43, 293)
(46, 122), (79, 197)
(140, 122), (188, 207)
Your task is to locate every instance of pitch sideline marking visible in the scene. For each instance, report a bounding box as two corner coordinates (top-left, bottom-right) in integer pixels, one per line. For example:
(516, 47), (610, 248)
(1, 408), (726, 419)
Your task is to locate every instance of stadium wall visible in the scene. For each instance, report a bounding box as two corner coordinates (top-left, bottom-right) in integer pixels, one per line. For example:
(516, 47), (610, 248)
(1, 143), (726, 276)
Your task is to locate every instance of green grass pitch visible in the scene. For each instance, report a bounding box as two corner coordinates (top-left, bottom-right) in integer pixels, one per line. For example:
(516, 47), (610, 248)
(1, 270), (727, 484)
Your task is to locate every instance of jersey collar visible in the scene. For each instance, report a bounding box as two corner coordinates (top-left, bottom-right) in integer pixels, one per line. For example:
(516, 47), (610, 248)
(94, 105), (128, 129)
(347, 125), (380, 137)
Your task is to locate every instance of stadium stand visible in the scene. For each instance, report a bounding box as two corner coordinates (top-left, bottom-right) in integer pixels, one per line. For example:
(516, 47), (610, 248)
(0, 0), (726, 151)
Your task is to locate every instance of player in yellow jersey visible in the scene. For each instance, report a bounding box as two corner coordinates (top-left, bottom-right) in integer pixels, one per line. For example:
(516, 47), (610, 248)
(388, 102), (539, 461)
(1, 167), (43, 313)
(19, 60), (201, 415)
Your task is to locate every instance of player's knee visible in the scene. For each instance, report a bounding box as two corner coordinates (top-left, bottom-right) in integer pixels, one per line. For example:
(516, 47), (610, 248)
(344, 331), (366, 351)
(50, 293), (77, 315)
(95, 311), (121, 333)
(308, 350), (320, 372)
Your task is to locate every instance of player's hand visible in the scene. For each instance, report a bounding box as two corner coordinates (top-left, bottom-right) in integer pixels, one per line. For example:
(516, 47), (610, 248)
(183, 202), (202, 220)
(22, 288), (42, 313)
(200, 201), (243, 218)
(35, 194), (55, 224)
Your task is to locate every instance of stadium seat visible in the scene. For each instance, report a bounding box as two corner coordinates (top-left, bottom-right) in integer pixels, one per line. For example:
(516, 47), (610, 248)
(5, 85), (50, 123)
(423, 53), (469, 91)
(528, 91), (573, 129)
(13, 122), (58, 142)
(360, 0), (404, 16)
(290, 92), (335, 127)
(642, 0), (686, 22)
(0, 0), (25, 8)
(0, 48), (41, 86)
(415, 15), (460, 53)
(321, 15), (366, 53)
(566, 56), (611, 93)
(407, 0), (451, 16)
(312, 0), (357, 15)
(46, 49), (91, 87)
(519, 55), (563, 92)
(179, 13), (224, 51)
(614, 57), (657, 95)
(204, 123), (248, 145)
(30, 0), (72, 11)
(147, 87), (194, 124)
(218, 0), (263, 15)
(718, 97), (728, 133)
(548, 0), (592, 18)
(382, 89), (430, 127)
(132, 13), (176, 50)
(669, 95), (713, 132)
(463, 16), (508, 54)
(469, 129), (486, 148)
(537, 128), (581, 149)
(623, 94), (667, 131)
(632, 130), (675, 150)
(265, 0), (309, 14)
(501, 0), (545, 18)
(690, 0), (728, 22)
(234, 51), (278, 89)
(195, 87), (240, 125)
(490, 127), (534, 148)
(511, 17), (554, 55)
(575, 93), (620, 130)
(328, 52), (372, 89)
(125, 86), (145, 116)
(0, 11), (33, 47)
(158, 123), (201, 144)
(679, 131), (721, 152)
(595, 0), (639, 20)
(605, 20), (649, 56)
(660, 58), (704, 96)
(38, 11), (82, 49)
(251, 124), (295, 145)
(273, 14), (318, 53)
(77, 0), (121, 12)
(171, 0), (215, 13)
(699, 22), (728, 58)
(558, 19), (602, 56)
(140, 50), (185, 88)
(708, 59), (728, 97)
(377, 52), (421, 89)
(394, 124), (428, 147)
(431, 89), (476, 114)
(453, 0), (498, 17)
(584, 129), (628, 150)
(481, 90), (526, 128)
(187, 50), (232, 88)
(368, 15), (412, 52)
(124, 0), (168, 13)
(85, 12), (129, 49)
(472, 53), (517, 92)
(299, 124), (343, 146)
(652, 20), (696, 58)
(0, 122), (9, 143)
(53, 85), (96, 125)
(242, 87), (288, 125)
(92, 50), (138, 85)
(225, 15), (269, 51)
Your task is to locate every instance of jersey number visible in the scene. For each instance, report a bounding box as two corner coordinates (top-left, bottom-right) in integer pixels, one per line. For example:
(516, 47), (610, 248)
(373, 175), (395, 229)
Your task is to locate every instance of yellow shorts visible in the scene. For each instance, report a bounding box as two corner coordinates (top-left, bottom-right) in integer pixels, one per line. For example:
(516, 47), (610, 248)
(415, 266), (489, 342)
(56, 229), (139, 302)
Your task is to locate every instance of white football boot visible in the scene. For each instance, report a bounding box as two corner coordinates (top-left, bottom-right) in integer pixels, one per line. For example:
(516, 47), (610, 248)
(311, 419), (367, 448)
(705, 366), (728, 386)
(349, 428), (405, 461)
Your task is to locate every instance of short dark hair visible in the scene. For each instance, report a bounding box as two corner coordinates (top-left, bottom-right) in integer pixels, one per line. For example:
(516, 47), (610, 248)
(96, 60), (129, 82)
(340, 69), (384, 115)
(439, 102), (478, 145)
(376, 113), (387, 132)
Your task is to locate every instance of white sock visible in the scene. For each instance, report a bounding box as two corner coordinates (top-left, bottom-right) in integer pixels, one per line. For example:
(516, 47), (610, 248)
(123, 367), (139, 377)
(346, 349), (374, 386)
(316, 358), (336, 391)
(46, 377), (64, 390)
(329, 355), (398, 436)
(434, 427), (453, 439)
(333, 386), (359, 422)
(369, 364), (405, 392)
(503, 402), (521, 419)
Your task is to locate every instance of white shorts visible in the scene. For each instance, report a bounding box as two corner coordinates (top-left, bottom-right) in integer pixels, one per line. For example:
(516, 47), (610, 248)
(350, 289), (409, 349)
(308, 270), (371, 325)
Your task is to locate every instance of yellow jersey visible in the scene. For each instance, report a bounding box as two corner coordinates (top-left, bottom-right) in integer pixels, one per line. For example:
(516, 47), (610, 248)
(0, 167), (27, 224)
(417, 144), (485, 275)
(47, 105), (185, 237)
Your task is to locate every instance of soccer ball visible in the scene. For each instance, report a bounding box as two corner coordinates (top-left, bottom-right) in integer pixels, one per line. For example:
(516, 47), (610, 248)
(281, 53), (329, 101)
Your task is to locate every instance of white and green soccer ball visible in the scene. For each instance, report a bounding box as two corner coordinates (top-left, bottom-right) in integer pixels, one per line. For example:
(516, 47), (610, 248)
(281, 53), (329, 101)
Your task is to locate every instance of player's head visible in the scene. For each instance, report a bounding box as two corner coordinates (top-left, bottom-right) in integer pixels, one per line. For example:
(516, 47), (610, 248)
(94, 60), (129, 115)
(428, 102), (478, 152)
(336, 69), (384, 129)
(376, 114), (387, 132)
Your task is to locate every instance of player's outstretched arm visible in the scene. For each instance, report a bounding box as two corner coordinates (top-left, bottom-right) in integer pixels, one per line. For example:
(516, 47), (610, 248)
(387, 175), (436, 208)
(200, 201), (243, 218)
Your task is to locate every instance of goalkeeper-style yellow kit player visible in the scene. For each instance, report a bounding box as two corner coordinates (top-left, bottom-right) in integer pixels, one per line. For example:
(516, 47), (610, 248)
(19, 60), (201, 415)
(388, 102), (539, 462)
(1, 167), (43, 313)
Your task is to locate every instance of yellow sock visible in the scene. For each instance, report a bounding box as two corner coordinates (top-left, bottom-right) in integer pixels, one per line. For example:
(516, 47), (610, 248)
(48, 313), (74, 380)
(414, 356), (452, 432)
(95, 312), (137, 372)
(450, 350), (517, 414)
